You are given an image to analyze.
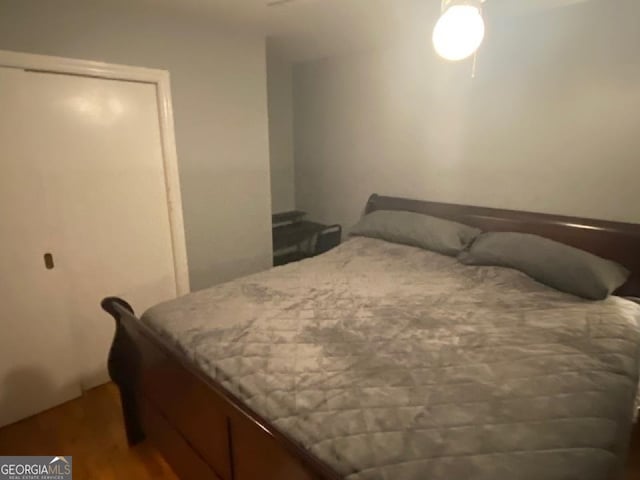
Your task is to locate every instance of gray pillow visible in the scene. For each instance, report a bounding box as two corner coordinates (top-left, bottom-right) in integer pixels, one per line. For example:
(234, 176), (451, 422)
(350, 210), (481, 256)
(458, 232), (630, 300)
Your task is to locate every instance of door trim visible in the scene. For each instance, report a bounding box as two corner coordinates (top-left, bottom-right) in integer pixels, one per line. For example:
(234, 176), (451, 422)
(0, 49), (190, 295)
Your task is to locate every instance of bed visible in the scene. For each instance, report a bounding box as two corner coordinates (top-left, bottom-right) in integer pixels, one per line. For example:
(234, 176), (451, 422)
(102, 194), (640, 480)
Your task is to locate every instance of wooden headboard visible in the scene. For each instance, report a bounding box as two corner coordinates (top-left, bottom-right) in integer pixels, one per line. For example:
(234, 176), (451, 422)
(365, 194), (640, 298)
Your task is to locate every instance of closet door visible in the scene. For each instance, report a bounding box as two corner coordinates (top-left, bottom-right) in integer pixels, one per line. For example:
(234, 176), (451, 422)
(26, 70), (179, 389)
(0, 67), (82, 427)
(0, 66), (180, 426)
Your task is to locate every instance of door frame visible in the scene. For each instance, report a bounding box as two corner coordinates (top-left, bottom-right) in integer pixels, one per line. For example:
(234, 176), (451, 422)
(0, 49), (190, 295)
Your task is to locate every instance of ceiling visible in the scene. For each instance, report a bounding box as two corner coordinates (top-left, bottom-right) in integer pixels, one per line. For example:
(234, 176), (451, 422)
(150, 0), (598, 61)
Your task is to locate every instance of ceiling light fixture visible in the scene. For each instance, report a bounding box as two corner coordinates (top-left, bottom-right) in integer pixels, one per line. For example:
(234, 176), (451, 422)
(433, 0), (486, 62)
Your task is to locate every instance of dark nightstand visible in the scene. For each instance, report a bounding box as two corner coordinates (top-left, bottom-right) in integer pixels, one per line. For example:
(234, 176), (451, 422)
(271, 211), (341, 266)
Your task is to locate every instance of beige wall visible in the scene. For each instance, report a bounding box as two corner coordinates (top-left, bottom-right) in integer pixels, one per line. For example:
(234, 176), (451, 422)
(0, 0), (273, 290)
(267, 47), (296, 213)
(293, 1), (640, 231)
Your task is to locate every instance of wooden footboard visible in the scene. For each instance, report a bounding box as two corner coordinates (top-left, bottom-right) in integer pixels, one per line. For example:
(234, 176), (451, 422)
(101, 297), (340, 480)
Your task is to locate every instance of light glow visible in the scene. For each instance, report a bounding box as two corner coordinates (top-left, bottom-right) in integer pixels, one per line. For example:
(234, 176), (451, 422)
(433, 4), (485, 61)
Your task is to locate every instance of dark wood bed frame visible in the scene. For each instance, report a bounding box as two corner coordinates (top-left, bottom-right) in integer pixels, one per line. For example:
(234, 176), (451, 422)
(102, 193), (640, 480)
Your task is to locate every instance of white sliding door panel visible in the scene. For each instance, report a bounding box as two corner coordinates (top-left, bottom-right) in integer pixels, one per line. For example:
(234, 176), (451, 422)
(25, 72), (178, 389)
(0, 64), (180, 428)
(0, 67), (81, 427)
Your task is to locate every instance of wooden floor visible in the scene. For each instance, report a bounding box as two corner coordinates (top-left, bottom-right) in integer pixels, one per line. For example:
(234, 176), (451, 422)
(1, 382), (640, 480)
(0, 383), (177, 479)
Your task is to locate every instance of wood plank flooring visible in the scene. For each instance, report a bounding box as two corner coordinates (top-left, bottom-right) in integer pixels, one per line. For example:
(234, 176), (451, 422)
(0, 383), (177, 479)
(1, 382), (639, 479)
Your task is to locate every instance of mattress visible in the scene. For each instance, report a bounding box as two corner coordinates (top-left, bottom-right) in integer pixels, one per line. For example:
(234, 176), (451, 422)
(142, 237), (640, 480)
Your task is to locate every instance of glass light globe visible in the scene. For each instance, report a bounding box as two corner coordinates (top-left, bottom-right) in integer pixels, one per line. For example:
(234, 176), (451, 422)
(433, 5), (485, 61)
